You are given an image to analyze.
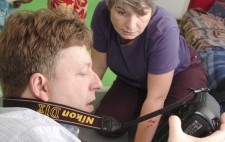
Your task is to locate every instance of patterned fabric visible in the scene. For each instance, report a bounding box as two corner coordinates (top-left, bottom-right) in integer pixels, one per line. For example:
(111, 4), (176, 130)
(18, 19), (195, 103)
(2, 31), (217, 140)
(208, 0), (225, 18)
(180, 9), (225, 90)
(0, 107), (81, 142)
(179, 9), (225, 50)
(0, 0), (14, 32)
(198, 47), (225, 89)
(49, 0), (88, 20)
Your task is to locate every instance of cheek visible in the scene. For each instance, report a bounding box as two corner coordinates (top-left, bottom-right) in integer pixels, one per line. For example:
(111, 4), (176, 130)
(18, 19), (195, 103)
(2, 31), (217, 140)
(142, 15), (151, 25)
(54, 78), (78, 99)
(72, 79), (89, 94)
(61, 88), (82, 109)
(74, 83), (89, 95)
(111, 13), (123, 27)
(70, 89), (88, 110)
(138, 19), (149, 31)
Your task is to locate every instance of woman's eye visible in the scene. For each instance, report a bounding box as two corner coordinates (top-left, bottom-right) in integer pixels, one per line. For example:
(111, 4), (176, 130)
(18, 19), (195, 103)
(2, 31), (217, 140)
(138, 13), (147, 16)
(117, 10), (126, 15)
(137, 11), (148, 16)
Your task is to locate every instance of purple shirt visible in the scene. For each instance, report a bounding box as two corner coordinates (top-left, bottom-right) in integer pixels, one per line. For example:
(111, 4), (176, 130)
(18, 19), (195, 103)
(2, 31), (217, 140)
(91, 2), (190, 89)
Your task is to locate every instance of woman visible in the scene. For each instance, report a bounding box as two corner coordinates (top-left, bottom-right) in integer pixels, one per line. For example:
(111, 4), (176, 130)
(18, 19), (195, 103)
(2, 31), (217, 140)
(91, 0), (208, 142)
(0, 0), (32, 32)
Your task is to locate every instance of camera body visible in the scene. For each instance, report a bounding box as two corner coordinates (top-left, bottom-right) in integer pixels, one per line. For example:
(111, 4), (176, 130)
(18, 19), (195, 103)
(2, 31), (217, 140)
(153, 91), (221, 142)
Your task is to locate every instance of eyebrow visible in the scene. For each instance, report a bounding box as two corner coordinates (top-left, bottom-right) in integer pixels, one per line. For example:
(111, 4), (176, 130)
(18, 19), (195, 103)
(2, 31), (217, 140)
(83, 62), (92, 69)
(115, 6), (126, 11)
(115, 4), (150, 15)
(78, 61), (91, 71)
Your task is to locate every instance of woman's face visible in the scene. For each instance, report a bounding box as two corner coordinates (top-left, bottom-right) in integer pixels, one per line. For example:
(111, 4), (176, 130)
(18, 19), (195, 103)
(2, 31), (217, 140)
(110, 1), (152, 44)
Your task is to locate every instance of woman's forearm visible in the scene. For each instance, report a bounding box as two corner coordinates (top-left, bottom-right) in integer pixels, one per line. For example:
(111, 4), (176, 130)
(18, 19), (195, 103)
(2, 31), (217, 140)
(135, 98), (164, 142)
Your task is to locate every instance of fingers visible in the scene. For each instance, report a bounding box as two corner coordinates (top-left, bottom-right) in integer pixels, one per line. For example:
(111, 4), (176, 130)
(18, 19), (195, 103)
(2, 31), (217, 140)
(168, 113), (225, 142)
(169, 115), (182, 132)
(217, 112), (225, 132)
(221, 113), (225, 124)
(202, 129), (225, 142)
(201, 113), (225, 142)
(168, 115), (189, 142)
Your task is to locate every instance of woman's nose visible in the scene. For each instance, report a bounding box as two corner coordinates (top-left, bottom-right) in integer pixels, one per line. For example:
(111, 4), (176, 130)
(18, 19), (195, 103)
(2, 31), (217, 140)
(125, 16), (137, 31)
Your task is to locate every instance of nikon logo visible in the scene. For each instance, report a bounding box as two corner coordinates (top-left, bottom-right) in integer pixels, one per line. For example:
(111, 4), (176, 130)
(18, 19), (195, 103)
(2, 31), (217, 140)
(37, 104), (95, 125)
(62, 110), (95, 124)
(37, 104), (61, 119)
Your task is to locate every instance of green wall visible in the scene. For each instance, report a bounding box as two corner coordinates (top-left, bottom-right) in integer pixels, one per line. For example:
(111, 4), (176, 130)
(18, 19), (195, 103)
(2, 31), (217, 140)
(18, 0), (116, 87)
(19, 0), (47, 10)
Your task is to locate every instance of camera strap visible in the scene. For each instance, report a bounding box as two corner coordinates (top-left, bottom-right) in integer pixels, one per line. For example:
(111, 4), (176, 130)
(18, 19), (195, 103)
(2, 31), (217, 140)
(1, 88), (208, 132)
(122, 88), (206, 128)
(2, 97), (103, 130)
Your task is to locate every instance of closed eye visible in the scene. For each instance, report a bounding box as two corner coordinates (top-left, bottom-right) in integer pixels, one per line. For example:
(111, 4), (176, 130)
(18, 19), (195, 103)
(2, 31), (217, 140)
(116, 7), (127, 16)
(138, 11), (148, 16)
(117, 10), (127, 15)
(80, 73), (88, 77)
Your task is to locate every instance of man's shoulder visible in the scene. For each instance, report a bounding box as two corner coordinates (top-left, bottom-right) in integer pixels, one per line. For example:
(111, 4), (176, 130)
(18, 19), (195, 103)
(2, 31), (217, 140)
(0, 107), (81, 142)
(0, 107), (60, 130)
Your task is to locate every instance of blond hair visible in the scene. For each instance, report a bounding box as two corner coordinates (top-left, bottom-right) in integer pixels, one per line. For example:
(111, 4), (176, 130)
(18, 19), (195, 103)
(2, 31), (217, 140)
(0, 8), (92, 97)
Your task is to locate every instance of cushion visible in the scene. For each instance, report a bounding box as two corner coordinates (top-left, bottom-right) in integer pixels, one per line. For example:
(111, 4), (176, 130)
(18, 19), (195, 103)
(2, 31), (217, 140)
(48, 0), (88, 20)
(198, 46), (225, 89)
(189, 0), (216, 11)
(208, 0), (225, 18)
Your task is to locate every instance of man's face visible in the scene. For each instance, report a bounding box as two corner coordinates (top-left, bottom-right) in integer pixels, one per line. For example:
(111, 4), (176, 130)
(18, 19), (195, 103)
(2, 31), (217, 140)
(47, 46), (102, 112)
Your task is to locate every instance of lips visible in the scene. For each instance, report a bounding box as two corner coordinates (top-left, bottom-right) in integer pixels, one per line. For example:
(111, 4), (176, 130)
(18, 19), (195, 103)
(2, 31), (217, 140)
(86, 98), (96, 111)
(86, 102), (94, 112)
(121, 30), (136, 36)
(87, 101), (94, 106)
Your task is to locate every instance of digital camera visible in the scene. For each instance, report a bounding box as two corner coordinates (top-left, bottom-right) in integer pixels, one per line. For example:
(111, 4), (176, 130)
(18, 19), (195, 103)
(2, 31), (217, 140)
(153, 91), (221, 142)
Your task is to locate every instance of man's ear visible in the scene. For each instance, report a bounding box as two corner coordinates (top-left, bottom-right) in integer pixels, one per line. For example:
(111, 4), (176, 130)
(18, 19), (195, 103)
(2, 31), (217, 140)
(29, 73), (49, 102)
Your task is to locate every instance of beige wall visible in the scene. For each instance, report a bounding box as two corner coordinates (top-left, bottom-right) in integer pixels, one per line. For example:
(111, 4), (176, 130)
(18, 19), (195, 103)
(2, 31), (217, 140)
(158, 0), (190, 19)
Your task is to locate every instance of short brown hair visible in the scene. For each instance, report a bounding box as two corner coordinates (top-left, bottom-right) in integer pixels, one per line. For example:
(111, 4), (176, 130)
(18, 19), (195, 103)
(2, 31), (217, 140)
(104, 0), (157, 13)
(0, 8), (92, 97)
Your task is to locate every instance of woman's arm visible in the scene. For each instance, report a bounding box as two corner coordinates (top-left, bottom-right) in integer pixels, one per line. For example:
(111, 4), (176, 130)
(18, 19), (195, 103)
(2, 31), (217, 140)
(91, 47), (108, 80)
(135, 70), (174, 142)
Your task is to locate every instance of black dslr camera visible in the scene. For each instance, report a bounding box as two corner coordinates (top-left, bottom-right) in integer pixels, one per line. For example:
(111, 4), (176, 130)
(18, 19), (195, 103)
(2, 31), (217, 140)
(153, 89), (221, 142)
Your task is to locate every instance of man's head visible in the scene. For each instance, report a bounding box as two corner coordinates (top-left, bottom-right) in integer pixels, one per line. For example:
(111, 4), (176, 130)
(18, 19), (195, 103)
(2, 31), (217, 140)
(0, 8), (102, 112)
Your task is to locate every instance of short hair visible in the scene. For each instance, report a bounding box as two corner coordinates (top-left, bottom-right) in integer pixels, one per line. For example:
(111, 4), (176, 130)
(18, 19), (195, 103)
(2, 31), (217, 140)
(0, 8), (93, 97)
(104, 0), (158, 13)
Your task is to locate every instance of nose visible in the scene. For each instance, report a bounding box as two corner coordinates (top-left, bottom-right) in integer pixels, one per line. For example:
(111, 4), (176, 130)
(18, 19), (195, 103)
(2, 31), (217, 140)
(125, 16), (137, 31)
(90, 71), (103, 91)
